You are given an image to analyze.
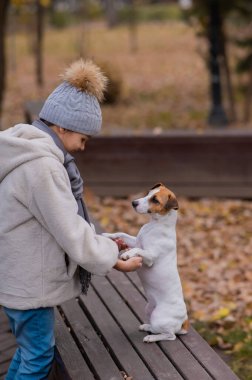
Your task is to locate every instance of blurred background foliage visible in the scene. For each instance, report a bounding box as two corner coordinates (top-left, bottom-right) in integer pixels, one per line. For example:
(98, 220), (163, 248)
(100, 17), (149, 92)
(2, 0), (252, 129)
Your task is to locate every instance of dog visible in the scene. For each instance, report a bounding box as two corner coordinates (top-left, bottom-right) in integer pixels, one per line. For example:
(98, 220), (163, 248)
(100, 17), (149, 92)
(104, 183), (189, 343)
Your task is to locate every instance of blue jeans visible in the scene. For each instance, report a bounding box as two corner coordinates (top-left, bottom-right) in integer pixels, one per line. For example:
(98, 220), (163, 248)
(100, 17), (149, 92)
(3, 307), (55, 380)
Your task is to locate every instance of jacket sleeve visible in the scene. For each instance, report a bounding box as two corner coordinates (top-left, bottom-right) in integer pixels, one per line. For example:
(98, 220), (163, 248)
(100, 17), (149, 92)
(28, 158), (118, 275)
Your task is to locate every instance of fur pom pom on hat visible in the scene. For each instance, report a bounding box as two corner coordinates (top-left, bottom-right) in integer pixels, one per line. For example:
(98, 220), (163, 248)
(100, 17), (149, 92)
(39, 59), (108, 136)
(62, 59), (107, 102)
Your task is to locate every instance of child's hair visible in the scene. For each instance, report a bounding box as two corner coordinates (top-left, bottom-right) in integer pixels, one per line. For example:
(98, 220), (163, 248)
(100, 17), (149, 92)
(39, 118), (54, 127)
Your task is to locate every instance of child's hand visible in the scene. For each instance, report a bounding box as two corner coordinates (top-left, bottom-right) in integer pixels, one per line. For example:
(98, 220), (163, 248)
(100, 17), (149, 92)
(114, 257), (143, 272)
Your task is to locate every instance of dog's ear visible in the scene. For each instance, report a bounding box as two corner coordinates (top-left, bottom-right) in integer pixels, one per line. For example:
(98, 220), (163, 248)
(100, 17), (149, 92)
(165, 194), (179, 211)
(151, 183), (164, 190)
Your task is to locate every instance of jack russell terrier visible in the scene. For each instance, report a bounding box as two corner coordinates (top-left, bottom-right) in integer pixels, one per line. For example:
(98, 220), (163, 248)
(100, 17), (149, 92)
(104, 183), (189, 343)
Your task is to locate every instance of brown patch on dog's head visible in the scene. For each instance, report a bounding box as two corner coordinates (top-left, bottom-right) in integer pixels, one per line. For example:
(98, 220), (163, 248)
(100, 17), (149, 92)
(148, 184), (178, 215)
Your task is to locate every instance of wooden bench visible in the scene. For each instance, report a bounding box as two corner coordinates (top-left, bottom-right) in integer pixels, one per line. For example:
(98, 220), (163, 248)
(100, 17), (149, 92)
(45, 218), (239, 380)
(24, 100), (252, 199)
(0, 267), (240, 380)
(0, 308), (17, 380)
(0, 202), (241, 379)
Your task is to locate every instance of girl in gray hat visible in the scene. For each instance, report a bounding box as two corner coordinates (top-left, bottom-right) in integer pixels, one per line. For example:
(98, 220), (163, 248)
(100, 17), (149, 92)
(0, 60), (142, 379)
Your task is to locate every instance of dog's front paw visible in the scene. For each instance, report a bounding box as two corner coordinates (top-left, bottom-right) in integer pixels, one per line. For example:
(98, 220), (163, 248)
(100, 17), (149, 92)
(120, 251), (132, 261)
(120, 247), (141, 261)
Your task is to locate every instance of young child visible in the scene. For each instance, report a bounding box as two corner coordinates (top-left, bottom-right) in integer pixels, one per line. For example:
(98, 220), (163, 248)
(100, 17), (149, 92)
(0, 59), (142, 379)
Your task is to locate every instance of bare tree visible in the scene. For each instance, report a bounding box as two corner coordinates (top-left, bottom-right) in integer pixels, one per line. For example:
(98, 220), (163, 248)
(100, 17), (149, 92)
(36, 0), (45, 86)
(127, 0), (138, 53)
(0, 0), (10, 125)
(207, 0), (228, 126)
(105, 0), (118, 28)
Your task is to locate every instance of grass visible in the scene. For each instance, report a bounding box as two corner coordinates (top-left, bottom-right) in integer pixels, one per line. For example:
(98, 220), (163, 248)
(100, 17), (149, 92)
(119, 3), (183, 23)
(194, 321), (252, 380)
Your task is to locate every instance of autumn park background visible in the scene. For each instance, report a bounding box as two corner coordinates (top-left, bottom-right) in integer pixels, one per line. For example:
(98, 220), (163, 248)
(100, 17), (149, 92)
(0, 1), (252, 379)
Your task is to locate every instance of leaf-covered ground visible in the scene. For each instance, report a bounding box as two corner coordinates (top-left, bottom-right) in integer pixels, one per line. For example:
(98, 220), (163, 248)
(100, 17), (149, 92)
(85, 190), (252, 379)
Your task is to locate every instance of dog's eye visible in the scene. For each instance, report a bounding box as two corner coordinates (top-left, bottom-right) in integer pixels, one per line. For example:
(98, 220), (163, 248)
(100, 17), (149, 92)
(152, 196), (160, 204)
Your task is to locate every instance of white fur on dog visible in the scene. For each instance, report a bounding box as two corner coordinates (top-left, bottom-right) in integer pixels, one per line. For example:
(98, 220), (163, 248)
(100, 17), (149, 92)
(104, 188), (188, 342)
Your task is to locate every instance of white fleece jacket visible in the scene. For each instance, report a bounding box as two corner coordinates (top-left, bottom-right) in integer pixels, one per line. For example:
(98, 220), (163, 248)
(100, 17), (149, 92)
(0, 124), (118, 309)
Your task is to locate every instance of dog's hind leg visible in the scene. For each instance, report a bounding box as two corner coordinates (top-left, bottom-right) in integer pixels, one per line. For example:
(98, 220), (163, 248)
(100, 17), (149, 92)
(139, 300), (156, 332)
(143, 332), (176, 343)
(145, 300), (155, 320)
(139, 324), (152, 332)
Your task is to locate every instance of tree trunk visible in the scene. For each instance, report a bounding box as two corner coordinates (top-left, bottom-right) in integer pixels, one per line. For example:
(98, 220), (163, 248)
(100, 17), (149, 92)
(219, 26), (236, 122)
(207, 0), (228, 127)
(105, 0), (118, 28)
(36, 0), (44, 87)
(244, 59), (252, 122)
(0, 0), (10, 125)
(76, 0), (89, 58)
(128, 0), (138, 53)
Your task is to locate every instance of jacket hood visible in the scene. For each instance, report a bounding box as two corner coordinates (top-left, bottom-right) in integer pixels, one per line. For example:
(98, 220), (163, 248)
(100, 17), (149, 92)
(0, 123), (64, 182)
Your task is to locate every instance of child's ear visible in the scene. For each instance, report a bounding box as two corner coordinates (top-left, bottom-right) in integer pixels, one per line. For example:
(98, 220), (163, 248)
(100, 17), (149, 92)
(59, 127), (67, 134)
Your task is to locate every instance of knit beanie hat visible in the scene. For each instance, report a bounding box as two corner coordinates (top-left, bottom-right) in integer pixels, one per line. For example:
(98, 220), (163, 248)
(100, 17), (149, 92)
(39, 59), (108, 136)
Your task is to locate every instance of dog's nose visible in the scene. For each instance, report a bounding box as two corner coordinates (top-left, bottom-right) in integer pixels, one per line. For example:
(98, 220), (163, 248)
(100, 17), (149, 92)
(132, 200), (139, 208)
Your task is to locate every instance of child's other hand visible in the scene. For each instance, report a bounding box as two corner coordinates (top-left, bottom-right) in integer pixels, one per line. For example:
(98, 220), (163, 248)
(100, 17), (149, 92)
(114, 257), (143, 272)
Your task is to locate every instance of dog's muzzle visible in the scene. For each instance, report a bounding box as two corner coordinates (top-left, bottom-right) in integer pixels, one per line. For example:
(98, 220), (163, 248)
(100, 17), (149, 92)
(132, 200), (139, 208)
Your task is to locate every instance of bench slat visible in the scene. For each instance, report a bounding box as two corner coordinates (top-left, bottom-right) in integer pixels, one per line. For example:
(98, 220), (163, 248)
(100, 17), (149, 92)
(24, 100), (252, 198)
(0, 321), (11, 333)
(126, 272), (145, 297)
(0, 361), (11, 379)
(79, 286), (155, 380)
(84, 183), (252, 198)
(92, 274), (183, 380)
(0, 346), (17, 365)
(75, 134), (252, 198)
(61, 298), (123, 380)
(106, 270), (212, 380)
(0, 334), (16, 348)
(0, 337), (16, 352)
(54, 308), (94, 380)
(0, 332), (16, 346)
(179, 329), (240, 380)
(121, 272), (240, 380)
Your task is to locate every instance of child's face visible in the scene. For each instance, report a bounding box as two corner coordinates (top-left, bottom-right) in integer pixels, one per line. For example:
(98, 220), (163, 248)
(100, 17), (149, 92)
(61, 131), (90, 153)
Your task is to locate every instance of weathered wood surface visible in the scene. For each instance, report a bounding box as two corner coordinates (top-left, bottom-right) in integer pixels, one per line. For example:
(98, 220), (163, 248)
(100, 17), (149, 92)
(52, 270), (240, 380)
(75, 131), (252, 198)
(24, 100), (252, 198)
(0, 249), (240, 379)
(0, 307), (17, 380)
(50, 217), (240, 379)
